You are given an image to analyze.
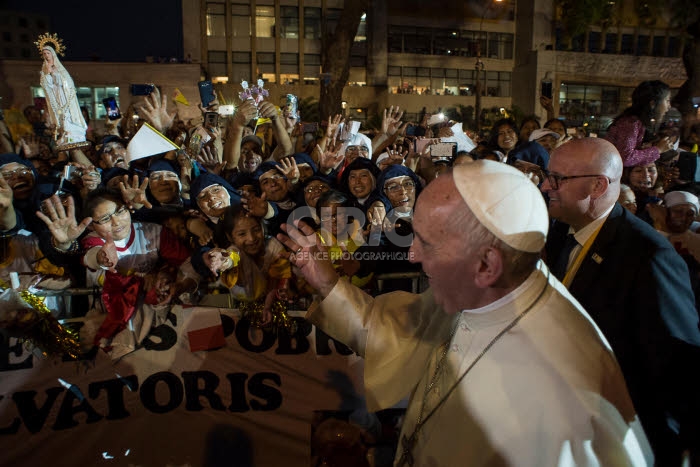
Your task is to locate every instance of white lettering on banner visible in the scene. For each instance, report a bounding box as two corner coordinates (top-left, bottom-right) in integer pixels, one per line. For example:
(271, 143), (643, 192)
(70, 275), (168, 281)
(0, 306), (366, 467)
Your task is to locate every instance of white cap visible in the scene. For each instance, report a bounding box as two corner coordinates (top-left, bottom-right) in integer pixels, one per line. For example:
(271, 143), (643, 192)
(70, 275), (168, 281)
(452, 160), (549, 252)
(664, 191), (700, 214)
(529, 128), (560, 142)
(376, 152), (390, 167)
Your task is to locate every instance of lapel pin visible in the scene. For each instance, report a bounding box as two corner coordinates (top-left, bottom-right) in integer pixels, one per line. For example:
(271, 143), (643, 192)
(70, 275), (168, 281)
(591, 253), (603, 264)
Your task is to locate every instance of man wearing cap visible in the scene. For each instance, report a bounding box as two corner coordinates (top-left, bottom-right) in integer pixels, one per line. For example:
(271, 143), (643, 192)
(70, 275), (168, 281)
(542, 138), (700, 465)
(529, 128), (561, 154)
(96, 135), (129, 170)
(278, 160), (652, 466)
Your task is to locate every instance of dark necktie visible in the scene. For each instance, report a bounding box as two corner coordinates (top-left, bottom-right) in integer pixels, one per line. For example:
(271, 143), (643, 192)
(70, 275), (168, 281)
(552, 233), (578, 281)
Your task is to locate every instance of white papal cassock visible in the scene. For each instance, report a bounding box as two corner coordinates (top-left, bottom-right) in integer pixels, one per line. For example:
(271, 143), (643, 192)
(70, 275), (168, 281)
(306, 261), (653, 466)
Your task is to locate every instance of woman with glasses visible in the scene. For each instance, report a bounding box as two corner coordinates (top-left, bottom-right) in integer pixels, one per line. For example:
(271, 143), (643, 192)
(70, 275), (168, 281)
(73, 188), (190, 357)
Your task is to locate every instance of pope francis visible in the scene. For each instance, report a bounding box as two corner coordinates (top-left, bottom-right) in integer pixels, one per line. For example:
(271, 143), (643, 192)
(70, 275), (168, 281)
(278, 160), (652, 466)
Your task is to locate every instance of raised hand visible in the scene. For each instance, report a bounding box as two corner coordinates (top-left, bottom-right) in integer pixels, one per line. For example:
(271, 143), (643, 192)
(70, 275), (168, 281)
(241, 191), (269, 218)
(258, 101), (278, 120)
(277, 220), (339, 297)
(119, 174), (153, 210)
(36, 195), (92, 249)
(387, 144), (408, 165)
(0, 175), (13, 209)
(137, 86), (175, 133)
(276, 157), (300, 183)
(196, 145), (225, 175)
(232, 100), (258, 129)
(325, 114), (344, 138)
(97, 232), (119, 272)
(318, 140), (345, 172)
(382, 106), (404, 136)
(17, 135), (41, 159)
(203, 248), (234, 277)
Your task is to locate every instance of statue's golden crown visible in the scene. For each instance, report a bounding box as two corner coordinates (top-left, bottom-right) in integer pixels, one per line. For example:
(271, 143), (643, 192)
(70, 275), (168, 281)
(34, 32), (65, 56)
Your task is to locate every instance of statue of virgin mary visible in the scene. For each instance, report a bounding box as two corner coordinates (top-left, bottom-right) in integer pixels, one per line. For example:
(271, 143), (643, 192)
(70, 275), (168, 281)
(35, 33), (88, 149)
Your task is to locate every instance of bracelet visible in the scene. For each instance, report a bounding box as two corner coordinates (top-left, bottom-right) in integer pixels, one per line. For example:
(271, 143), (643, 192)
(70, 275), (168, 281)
(51, 236), (79, 254)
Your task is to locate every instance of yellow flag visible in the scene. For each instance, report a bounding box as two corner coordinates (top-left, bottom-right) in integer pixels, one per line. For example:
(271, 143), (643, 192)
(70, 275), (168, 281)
(172, 88), (189, 106)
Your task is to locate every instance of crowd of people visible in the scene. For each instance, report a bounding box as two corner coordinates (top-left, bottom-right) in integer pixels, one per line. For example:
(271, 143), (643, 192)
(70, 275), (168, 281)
(1, 71), (700, 464)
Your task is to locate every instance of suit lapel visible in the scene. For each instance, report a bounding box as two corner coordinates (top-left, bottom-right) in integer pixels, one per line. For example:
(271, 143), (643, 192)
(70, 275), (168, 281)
(568, 204), (624, 297)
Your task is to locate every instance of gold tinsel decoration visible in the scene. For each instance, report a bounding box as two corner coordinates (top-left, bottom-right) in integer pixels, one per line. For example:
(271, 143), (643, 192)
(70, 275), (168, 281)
(237, 299), (297, 334)
(17, 290), (80, 359)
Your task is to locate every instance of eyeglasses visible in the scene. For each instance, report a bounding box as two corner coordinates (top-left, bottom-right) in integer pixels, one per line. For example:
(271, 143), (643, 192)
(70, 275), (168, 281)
(346, 146), (369, 153)
(304, 185), (329, 194)
(150, 171), (179, 182)
(93, 205), (129, 225)
(544, 173), (609, 190)
(1, 167), (32, 179)
(385, 180), (416, 194)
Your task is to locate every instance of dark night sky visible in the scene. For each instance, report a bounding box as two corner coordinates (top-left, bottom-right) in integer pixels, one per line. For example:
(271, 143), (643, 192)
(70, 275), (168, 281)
(1, 0), (183, 62)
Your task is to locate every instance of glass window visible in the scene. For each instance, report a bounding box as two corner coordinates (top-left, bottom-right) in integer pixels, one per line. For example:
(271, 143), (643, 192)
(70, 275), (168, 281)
(604, 33), (617, 53)
(2, 32), (11, 42)
(559, 83), (626, 131)
(621, 34), (634, 54)
(388, 66), (401, 76)
(209, 51), (227, 76)
(433, 29), (460, 56)
(206, 3), (226, 37)
(403, 27), (431, 55)
(388, 26), (403, 53)
(257, 52), (274, 64)
(462, 30), (487, 58)
(445, 68), (458, 78)
(231, 2), (251, 37)
(280, 53), (298, 65)
(636, 35), (650, 56)
(305, 54), (321, 66)
(256, 6), (275, 38)
(588, 32), (601, 53)
(652, 36), (666, 57)
(487, 32), (513, 59)
(280, 6), (299, 39)
(325, 9), (342, 35)
(233, 51), (251, 63)
(304, 7), (321, 40)
(668, 36), (680, 57)
(17, 17), (28, 28)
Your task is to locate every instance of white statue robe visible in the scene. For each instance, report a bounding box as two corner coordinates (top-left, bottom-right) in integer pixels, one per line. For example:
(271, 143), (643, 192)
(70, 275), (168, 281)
(306, 261), (653, 466)
(40, 67), (87, 145)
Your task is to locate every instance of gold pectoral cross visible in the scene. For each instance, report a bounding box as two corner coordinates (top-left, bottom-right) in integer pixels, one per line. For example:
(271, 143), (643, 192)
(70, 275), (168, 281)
(397, 431), (417, 466)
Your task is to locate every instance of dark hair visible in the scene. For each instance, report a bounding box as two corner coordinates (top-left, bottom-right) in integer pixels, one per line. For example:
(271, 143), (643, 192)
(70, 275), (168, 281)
(618, 80), (670, 128)
(217, 204), (263, 246)
(316, 189), (352, 220)
(544, 118), (567, 131)
(519, 116), (540, 132)
(488, 118), (518, 151)
(83, 187), (124, 218)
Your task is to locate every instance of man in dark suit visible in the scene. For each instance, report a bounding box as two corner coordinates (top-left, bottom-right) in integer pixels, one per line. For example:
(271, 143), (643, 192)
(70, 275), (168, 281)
(542, 138), (700, 465)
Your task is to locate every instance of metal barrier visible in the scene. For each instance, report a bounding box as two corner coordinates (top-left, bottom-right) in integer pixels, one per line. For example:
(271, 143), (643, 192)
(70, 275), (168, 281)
(31, 271), (430, 318)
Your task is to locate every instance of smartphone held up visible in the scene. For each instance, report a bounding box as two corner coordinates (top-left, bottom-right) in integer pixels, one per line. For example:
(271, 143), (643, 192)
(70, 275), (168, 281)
(102, 97), (121, 120)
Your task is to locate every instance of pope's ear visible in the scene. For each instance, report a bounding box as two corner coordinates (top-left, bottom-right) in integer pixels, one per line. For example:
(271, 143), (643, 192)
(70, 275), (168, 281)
(474, 246), (504, 288)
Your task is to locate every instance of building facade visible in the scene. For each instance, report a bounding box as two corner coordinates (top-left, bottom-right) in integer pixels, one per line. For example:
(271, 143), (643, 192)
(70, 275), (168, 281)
(0, 0), (688, 135)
